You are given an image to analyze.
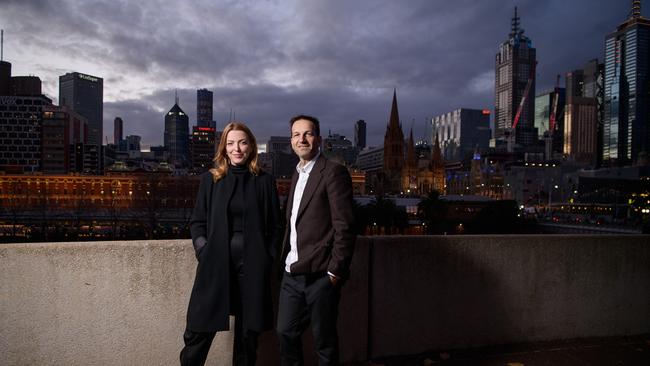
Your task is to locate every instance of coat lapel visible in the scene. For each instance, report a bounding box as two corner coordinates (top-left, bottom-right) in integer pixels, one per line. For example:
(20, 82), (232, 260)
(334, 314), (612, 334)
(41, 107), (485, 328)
(296, 156), (325, 221)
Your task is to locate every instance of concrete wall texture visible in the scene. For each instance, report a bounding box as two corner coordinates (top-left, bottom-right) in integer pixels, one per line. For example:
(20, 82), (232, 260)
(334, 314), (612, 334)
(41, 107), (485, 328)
(363, 235), (650, 359)
(0, 240), (232, 366)
(1, 235), (649, 365)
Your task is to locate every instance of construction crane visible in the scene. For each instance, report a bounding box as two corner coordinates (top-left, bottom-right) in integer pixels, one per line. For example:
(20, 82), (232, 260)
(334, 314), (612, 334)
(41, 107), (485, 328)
(549, 74), (561, 133)
(512, 61), (537, 130)
(505, 61), (536, 153)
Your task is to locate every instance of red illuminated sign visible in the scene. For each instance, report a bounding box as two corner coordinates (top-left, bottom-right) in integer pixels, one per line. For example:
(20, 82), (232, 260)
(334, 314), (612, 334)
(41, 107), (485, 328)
(482, 109), (491, 115)
(197, 127), (214, 131)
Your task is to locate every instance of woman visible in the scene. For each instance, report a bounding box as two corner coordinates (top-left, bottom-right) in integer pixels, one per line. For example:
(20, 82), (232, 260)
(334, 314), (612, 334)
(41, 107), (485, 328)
(180, 122), (282, 366)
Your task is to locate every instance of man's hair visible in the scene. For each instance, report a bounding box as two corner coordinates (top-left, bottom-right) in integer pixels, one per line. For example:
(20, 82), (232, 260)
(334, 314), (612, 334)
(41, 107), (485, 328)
(289, 114), (320, 137)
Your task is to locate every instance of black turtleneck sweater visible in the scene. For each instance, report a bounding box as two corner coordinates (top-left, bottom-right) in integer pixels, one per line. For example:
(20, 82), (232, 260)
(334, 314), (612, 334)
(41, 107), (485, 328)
(228, 164), (248, 233)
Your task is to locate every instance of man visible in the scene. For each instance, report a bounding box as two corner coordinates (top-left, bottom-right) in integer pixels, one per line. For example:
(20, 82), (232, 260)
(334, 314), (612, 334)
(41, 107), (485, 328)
(277, 115), (356, 365)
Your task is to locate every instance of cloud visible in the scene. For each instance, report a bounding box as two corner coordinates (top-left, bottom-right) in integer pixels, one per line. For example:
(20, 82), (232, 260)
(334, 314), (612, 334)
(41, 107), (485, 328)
(0, 0), (630, 147)
(467, 71), (494, 95)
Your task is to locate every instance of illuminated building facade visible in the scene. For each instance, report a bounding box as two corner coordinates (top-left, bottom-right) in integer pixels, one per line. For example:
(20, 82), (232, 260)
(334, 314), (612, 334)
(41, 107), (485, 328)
(564, 59), (602, 167)
(602, 2), (650, 166)
(0, 173), (200, 240)
(189, 126), (216, 174)
(432, 108), (491, 162)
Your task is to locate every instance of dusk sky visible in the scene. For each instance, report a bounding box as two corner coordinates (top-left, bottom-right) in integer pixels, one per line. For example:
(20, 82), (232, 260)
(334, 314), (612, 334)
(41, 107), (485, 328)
(0, 0), (633, 149)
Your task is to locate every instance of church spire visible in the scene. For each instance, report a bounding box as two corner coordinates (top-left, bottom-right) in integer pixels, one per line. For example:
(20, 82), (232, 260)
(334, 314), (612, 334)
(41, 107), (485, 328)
(431, 133), (443, 168)
(388, 88), (400, 128)
(383, 88), (406, 194)
(406, 128), (416, 168)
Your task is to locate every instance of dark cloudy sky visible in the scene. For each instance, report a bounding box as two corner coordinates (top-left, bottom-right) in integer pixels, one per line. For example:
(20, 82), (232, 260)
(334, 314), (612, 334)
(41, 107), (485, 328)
(0, 0), (633, 149)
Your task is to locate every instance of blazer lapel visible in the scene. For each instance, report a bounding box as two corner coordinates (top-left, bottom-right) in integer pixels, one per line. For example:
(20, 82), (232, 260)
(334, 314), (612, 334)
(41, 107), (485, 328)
(285, 170), (299, 222)
(296, 156), (325, 221)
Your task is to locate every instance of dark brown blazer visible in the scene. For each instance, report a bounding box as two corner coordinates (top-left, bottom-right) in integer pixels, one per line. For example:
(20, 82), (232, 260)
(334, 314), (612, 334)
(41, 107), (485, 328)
(281, 155), (355, 278)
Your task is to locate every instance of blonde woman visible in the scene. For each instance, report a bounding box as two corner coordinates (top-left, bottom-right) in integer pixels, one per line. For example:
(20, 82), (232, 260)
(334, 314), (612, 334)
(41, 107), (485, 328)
(181, 122), (282, 366)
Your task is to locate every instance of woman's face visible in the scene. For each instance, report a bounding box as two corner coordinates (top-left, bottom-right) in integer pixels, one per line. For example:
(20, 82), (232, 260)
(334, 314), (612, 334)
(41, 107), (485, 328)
(225, 129), (252, 166)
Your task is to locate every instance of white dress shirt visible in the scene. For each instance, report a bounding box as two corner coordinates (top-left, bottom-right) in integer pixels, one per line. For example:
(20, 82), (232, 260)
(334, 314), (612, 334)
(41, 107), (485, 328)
(285, 153), (319, 273)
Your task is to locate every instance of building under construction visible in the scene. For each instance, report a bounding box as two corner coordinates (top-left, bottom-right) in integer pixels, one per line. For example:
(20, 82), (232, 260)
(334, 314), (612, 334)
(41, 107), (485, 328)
(493, 7), (538, 152)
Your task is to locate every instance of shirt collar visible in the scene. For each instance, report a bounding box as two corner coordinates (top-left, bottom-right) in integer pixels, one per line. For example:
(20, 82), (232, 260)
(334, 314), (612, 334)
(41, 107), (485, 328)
(296, 152), (320, 174)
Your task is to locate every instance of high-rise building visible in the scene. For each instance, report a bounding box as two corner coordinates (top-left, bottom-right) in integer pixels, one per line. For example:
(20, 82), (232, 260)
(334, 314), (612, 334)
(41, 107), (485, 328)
(164, 95), (190, 167)
(58, 72), (103, 174)
(0, 61), (11, 95)
(0, 61), (52, 174)
(59, 72), (103, 146)
(534, 87), (566, 158)
(354, 119), (366, 149)
(11, 76), (42, 96)
(267, 136), (291, 154)
(602, 1), (650, 166)
(189, 126), (216, 174)
(0, 61), (41, 97)
(264, 136), (296, 178)
(323, 133), (356, 166)
(114, 117), (123, 145)
(432, 108), (491, 162)
(356, 147), (383, 172)
(125, 135), (141, 152)
(564, 59), (603, 166)
(41, 105), (88, 174)
(494, 7), (537, 150)
(197, 89), (215, 128)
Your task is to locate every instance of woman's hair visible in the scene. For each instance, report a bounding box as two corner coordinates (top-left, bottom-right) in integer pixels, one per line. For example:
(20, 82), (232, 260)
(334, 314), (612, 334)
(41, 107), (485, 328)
(210, 122), (261, 181)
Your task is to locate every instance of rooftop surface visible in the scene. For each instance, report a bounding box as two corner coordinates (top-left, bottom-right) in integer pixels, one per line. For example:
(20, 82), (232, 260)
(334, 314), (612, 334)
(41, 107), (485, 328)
(350, 335), (650, 366)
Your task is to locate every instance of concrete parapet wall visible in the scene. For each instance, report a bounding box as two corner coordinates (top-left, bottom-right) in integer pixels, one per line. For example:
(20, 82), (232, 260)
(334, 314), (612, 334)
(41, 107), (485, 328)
(0, 240), (232, 366)
(1, 236), (648, 364)
(363, 235), (650, 359)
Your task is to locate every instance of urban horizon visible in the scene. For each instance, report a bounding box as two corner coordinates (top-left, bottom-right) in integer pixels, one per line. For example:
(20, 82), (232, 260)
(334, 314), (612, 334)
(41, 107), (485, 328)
(1, 0), (649, 242)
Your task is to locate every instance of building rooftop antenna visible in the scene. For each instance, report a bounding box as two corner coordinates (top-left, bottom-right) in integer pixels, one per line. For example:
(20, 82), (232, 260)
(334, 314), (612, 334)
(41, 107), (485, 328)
(632, 0), (642, 19)
(1, 29), (4, 61)
(510, 7), (520, 37)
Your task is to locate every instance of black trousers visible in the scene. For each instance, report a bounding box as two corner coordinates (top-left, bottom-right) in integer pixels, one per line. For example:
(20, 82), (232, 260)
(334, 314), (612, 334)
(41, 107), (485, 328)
(276, 272), (341, 366)
(180, 232), (259, 366)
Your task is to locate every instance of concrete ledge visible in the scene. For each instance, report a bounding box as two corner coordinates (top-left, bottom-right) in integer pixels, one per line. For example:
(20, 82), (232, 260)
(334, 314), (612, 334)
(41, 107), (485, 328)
(0, 240), (232, 366)
(366, 235), (650, 359)
(1, 236), (649, 364)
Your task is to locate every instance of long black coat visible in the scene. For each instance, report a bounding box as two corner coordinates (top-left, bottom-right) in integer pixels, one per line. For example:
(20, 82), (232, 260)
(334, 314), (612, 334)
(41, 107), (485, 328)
(186, 169), (282, 332)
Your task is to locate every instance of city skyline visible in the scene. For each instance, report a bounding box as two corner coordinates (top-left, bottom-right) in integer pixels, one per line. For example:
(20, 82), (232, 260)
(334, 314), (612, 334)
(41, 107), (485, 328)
(0, 0), (630, 148)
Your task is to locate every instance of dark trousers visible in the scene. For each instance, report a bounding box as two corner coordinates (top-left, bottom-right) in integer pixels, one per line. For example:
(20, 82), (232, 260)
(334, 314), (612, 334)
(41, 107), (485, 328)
(276, 272), (341, 366)
(180, 323), (258, 366)
(180, 232), (258, 366)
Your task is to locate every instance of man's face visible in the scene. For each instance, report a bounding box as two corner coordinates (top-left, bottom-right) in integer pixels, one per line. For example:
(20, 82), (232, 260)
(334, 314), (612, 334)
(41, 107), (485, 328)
(291, 119), (321, 162)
